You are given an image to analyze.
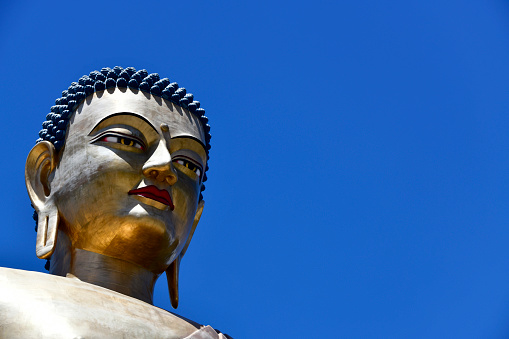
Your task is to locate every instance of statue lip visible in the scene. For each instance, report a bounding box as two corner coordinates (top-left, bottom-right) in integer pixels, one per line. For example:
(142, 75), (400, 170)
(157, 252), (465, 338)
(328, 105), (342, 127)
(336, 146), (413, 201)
(128, 186), (175, 210)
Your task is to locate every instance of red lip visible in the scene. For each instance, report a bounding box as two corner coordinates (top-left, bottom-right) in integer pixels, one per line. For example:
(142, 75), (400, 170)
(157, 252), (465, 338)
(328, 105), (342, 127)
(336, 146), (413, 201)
(128, 185), (175, 210)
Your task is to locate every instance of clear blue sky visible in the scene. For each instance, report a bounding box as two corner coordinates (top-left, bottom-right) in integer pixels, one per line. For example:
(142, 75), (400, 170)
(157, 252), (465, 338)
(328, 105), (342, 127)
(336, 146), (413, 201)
(1, 1), (509, 338)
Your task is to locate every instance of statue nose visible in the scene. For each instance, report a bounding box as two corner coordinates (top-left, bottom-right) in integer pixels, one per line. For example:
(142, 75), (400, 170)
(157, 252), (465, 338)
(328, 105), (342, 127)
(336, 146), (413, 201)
(142, 140), (177, 185)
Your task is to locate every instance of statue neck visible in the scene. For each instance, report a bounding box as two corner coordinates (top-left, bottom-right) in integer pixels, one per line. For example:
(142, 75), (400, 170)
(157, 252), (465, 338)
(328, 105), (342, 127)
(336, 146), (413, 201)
(49, 230), (159, 304)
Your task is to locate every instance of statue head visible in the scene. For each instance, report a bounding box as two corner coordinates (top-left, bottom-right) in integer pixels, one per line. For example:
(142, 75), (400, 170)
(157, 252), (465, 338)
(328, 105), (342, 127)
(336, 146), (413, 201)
(25, 67), (210, 307)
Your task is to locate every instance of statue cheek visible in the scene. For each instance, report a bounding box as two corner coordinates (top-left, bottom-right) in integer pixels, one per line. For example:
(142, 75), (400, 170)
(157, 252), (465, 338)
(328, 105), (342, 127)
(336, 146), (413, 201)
(171, 180), (199, 224)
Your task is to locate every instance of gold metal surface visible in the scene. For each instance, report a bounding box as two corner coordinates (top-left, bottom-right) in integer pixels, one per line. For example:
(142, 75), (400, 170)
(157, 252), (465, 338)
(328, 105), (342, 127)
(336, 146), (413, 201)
(0, 267), (202, 338)
(5, 89), (225, 338)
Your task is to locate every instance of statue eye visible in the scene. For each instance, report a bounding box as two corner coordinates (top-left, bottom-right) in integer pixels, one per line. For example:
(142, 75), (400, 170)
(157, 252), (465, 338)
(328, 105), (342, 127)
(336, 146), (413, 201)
(173, 158), (202, 177)
(99, 134), (145, 150)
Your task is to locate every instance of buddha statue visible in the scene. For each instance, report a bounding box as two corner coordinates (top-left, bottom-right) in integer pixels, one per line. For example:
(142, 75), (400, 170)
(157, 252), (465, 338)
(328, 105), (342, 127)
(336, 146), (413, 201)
(0, 67), (231, 338)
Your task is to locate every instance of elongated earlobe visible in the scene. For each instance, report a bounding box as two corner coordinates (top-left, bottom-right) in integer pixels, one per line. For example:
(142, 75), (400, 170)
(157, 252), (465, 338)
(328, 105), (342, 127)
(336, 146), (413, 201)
(35, 202), (59, 259)
(25, 141), (59, 259)
(166, 200), (205, 308)
(166, 257), (180, 309)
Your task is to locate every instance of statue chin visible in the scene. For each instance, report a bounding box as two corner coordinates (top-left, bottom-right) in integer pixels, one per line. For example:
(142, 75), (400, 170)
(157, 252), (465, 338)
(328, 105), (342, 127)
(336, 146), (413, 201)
(4, 67), (231, 338)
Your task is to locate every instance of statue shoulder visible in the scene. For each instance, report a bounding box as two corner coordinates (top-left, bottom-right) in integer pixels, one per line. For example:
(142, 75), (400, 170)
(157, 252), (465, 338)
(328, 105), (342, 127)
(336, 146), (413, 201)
(0, 267), (203, 338)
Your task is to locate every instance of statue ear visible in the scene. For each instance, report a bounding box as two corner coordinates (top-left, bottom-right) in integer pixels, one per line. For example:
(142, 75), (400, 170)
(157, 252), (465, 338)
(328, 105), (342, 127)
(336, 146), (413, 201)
(166, 200), (204, 308)
(25, 141), (59, 259)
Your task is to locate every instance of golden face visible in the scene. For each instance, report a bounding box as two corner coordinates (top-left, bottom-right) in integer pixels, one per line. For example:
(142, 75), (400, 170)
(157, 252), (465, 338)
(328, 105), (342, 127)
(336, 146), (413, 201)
(49, 90), (207, 273)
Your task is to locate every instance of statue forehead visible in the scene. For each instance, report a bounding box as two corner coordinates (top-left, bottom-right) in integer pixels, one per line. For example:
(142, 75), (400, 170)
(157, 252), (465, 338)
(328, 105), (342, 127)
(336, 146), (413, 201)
(71, 90), (206, 144)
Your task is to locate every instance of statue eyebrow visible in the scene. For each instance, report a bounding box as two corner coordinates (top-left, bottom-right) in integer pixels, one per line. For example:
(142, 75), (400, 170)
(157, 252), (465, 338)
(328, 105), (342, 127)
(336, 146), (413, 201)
(171, 135), (206, 150)
(91, 112), (158, 133)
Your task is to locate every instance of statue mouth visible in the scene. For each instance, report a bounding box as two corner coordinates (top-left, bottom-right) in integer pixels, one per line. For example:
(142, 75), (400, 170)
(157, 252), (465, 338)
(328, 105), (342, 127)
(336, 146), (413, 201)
(128, 186), (175, 210)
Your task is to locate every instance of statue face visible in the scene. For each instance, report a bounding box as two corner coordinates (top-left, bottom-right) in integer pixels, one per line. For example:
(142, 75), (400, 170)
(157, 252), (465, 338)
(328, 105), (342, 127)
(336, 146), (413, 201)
(49, 90), (207, 272)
